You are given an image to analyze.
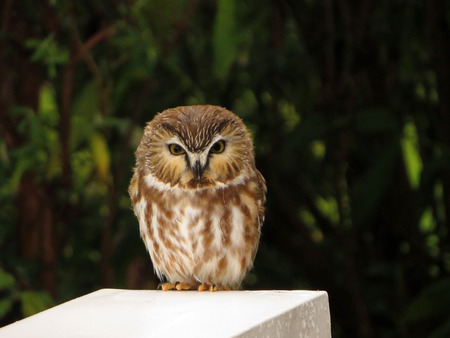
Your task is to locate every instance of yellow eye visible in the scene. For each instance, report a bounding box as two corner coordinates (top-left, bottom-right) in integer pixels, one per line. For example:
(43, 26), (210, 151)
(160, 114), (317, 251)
(210, 140), (226, 154)
(168, 144), (185, 155)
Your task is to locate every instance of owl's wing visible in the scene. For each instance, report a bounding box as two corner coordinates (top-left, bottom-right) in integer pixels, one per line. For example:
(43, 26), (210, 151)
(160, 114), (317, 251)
(246, 169), (266, 273)
(256, 169), (267, 228)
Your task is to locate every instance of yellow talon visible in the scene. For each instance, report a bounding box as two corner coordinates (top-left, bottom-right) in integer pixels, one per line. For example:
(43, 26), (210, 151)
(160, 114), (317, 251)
(161, 283), (176, 291)
(171, 282), (233, 291)
(198, 283), (210, 291)
(175, 283), (196, 291)
(161, 282), (197, 291)
(198, 283), (232, 292)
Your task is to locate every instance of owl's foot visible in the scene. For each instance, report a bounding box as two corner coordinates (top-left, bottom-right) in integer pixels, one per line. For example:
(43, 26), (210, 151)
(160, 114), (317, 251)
(161, 282), (176, 291)
(198, 283), (232, 292)
(160, 282), (198, 291)
(175, 282), (197, 291)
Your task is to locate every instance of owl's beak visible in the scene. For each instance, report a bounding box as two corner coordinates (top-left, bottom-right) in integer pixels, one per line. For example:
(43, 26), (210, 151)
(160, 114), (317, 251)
(192, 160), (205, 179)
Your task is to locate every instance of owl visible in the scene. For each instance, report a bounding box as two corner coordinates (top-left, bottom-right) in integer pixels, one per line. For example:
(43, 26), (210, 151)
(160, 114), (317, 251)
(129, 105), (266, 291)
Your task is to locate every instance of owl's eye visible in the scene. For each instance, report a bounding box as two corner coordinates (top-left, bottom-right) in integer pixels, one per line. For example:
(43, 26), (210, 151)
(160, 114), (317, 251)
(210, 140), (226, 154)
(168, 144), (186, 155)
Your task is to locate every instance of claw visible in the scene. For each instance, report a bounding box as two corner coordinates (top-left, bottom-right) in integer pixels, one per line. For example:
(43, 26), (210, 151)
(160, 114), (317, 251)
(210, 284), (232, 291)
(198, 283), (210, 291)
(161, 282), (176, 291)
(198, 283), (232, 292)
(175, 283), (196, 291)
(163, 282), (232, 291)
(161, 282), (197, 291)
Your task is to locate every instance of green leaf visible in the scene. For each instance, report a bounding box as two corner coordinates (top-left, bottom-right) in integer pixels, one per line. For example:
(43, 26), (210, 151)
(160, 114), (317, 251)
(355, 108), (398, 133)
(294, 114), (327, 144)
(212, 0), (238, 80)
(402, 278), (450, 323)
(315, 196), (339, 225)
(352, 140), (399, 227)
(0, 298), (13, 318)
(429, 318), (450, 338)
(71, 81), (99, 149)
(90, 132), (111, 183)
(419, 208), (436, 233)
(20, 291), (54, 317)
(25, 35), (69, 78)
(38, 83), (59, 127)
(401, 120), (423, 189)
(0, 268), (15, 290)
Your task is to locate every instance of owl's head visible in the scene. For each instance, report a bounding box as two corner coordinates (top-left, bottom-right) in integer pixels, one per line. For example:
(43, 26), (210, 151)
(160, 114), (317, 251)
(135, 105), (256, 189)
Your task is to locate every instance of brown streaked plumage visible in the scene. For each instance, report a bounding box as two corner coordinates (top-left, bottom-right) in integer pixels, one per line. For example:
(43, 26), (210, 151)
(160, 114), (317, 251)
(129, 105), (266, 291)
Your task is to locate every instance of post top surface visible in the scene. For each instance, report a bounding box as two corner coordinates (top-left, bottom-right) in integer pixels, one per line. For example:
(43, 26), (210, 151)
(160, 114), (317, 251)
(0, 289), (330, 338)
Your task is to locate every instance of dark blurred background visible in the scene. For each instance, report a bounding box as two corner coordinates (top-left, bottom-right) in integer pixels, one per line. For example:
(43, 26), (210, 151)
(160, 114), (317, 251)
(1, 0), (450, 337)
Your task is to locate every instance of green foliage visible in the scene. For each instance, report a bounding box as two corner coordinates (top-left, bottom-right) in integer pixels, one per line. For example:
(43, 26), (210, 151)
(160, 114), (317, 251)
(0, 269), (15, 319)
(402, 278), (450, 337)
(90, 132), (111, 183)
(213, 0), (238, 80)
(25, 36), (69, 78)
(402, 120), (423, 189)
(352, 139), (399, 227)
(1, 1), (449, 337)
(20, 292), (55, 318)
(0, 268), (54, 322)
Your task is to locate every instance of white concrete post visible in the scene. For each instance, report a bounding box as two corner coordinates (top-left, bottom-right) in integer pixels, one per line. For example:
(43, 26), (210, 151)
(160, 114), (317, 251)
(0, 289), (331, 338)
